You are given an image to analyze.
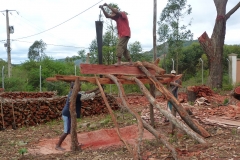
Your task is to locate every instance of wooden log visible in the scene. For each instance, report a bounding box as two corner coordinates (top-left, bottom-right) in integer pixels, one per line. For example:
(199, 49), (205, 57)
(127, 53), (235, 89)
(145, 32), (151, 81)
(46, 74), (182, 85)
(80, 64), (157, 76)
(135, 61), (210, 138)
(70, 78), (80, 151)
(140, 61), (165, 75)
(187, 86), (197, 102)
(231, 86), (240, 100)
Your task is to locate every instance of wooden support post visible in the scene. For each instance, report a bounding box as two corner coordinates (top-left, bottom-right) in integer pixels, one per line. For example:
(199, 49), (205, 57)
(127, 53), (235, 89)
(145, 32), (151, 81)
(70, 78), (80, 151)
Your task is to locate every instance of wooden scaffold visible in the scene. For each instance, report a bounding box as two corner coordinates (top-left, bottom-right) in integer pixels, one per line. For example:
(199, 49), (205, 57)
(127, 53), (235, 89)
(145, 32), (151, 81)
(46, 59), (210, 160)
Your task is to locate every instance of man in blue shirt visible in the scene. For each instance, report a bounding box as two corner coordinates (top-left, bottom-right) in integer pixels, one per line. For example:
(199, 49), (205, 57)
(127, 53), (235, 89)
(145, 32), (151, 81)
(55, 82), (100, 151)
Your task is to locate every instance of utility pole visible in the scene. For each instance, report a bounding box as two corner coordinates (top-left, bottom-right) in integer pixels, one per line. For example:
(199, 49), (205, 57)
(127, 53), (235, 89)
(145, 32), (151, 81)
(1, 10), (17, 78)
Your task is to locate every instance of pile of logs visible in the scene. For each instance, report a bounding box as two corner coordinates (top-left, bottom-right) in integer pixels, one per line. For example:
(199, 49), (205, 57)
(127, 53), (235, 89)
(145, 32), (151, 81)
(81, 95), (120, 117)
(0, 92), (120, 129)
(231, 86), (240, 100)
(187, 85), (214, 102)
(0, 91), (57, 99)
(192, 85), (214, 97)
(0, 95), (66, 129)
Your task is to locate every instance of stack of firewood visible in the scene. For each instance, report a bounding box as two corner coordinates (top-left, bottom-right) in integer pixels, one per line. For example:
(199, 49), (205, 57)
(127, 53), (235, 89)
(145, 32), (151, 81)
(191, 85), (214, 98)
(81, 95), (120, 116)
(0, 91), (57, 99)
(0, 96), (66, 128)
(0, 92), (119, 129)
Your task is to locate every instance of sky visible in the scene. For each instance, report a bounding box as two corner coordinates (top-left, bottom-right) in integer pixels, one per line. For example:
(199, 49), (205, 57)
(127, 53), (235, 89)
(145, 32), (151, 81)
(0, 0), (240, 64)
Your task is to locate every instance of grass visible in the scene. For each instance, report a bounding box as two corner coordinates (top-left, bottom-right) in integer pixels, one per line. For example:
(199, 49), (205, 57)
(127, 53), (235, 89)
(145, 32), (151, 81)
(188, 101), (194, 106)
(18, 148), (27, 156)
(223, 98), (229, 105)
(169, 134), (177, 144)
(46, 119), (61, 126)
(231, 128), (237, 135)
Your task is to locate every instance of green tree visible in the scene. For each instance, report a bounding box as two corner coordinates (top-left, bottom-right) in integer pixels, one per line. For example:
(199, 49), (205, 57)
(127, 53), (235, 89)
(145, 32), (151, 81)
(77, 50), (86, 62)
(128, 41), (143, 62)
(28, 39), (47, 61)
(180, 42), (204, 77)
(88, 31), (118, 65)
(158, 0), (193, 73)
(88, 39), (99, 64)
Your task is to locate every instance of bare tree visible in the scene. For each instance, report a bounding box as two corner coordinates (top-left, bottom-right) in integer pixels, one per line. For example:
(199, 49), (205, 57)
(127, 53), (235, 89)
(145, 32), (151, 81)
(198, 0), (240, 88)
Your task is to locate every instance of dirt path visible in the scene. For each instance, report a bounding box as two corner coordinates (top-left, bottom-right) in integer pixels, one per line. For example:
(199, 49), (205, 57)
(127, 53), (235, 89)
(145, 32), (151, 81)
(29, 125), (154, 155)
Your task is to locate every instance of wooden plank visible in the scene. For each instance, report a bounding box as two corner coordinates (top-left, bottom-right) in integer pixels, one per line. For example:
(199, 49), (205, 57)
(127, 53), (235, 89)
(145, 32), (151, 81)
(205, 117), (240, 127)
(80, 64), (156, 76)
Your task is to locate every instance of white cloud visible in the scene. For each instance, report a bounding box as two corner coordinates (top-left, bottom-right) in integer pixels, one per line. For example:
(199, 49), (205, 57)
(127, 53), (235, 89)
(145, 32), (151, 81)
(0, 0), (240, 64)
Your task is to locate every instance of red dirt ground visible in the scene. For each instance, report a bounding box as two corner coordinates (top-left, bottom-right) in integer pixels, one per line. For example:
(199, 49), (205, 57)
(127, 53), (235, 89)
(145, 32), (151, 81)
(28, 125), (155, 155)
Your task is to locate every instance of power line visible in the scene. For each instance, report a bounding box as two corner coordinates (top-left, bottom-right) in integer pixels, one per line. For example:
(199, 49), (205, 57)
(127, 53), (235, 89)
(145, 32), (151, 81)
(13, 13), (79, 47)
(12, 0), (103, 40)
(12, 39), (89, 49)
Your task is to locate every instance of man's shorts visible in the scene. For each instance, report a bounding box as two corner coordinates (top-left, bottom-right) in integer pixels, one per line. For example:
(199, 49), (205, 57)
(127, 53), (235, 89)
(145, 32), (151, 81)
(62, 115), (71, 134)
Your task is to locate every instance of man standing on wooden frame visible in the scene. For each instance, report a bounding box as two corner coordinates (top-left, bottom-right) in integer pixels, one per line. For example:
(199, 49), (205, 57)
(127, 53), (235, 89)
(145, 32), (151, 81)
(100, 3), (132, 65)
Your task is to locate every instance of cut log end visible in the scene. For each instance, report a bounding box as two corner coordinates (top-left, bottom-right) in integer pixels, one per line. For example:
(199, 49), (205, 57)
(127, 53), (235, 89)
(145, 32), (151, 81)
(234, 86), (240, 95)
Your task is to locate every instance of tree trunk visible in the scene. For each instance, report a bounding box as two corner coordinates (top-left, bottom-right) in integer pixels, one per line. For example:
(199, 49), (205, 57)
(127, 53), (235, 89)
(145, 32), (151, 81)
(187, 86), (197, 102)
(198, 0), (229, 88)
(231, 86), (240, 100)
(70, 78), (80, 151)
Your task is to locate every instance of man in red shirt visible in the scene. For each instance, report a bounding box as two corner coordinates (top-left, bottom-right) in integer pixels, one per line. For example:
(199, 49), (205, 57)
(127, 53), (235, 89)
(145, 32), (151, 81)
(100, 3), (132, 65)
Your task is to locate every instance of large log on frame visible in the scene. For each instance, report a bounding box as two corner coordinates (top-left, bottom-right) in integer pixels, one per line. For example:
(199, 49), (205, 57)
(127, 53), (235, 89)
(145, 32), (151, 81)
(80, 64), (162, 76)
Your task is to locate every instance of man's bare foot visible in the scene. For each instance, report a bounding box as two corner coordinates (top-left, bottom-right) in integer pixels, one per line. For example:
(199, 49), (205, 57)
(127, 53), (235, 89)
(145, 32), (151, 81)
(114, 62), (121, 66)
(127, 62), (133, 65)
(55, 145), (66, 151)
(78, 142), (83, 147)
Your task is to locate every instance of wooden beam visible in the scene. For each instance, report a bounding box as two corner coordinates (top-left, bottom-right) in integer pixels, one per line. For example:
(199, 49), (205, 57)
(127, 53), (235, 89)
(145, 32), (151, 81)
(46, 74), (183, 85)
(80, 64), (157, 76)
(45, 77), (57, 82)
